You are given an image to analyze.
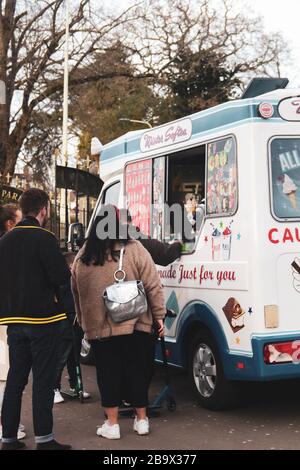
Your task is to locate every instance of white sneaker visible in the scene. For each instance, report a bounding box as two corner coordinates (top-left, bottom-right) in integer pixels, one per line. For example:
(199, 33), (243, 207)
(54, 389), (65, 404)
(0, 425), (26, 440)
(96, 421), (120, 439)
(17, 428), (26, 440)
(133, 417), (149, 435)
(69, 388), (91, 399)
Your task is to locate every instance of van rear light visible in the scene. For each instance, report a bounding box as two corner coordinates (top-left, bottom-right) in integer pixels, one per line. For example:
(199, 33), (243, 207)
(236, 362), (245, 369)
(263, 341), (299, 364)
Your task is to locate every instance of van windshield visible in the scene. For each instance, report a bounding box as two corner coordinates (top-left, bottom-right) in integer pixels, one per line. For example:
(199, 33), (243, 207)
(270, 138), (300, 219)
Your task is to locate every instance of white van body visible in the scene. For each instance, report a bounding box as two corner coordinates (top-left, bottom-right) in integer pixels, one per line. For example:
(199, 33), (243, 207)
(90, 88), (300, 409)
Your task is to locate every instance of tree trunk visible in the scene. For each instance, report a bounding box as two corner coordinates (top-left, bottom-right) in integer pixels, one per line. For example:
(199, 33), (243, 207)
(0, 1), (17, 180)
(0, 99), (10, 179)
(0, 14), (7, 178)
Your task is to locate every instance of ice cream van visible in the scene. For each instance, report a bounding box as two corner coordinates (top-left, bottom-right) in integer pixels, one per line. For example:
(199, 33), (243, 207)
(76, 78), (300, 409)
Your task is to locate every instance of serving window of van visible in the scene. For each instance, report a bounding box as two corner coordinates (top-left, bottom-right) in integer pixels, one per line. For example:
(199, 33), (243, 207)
(269, 137), (300, 220)
(165, 146), (206, 247)
(151, 137), (237, 250)
(149, 146), (206, 252)
(124, 136), (237, 251)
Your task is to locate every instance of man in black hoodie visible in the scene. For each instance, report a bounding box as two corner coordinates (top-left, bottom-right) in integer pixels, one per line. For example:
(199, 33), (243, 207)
(0, 189), (72, 451)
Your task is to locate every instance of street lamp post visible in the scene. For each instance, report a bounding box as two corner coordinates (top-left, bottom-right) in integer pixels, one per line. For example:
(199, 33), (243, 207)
(62, 0), (70, 167)
(119, 118), (152, 128)
(62, 0), (70, 248)
(54, 148), (60, 236)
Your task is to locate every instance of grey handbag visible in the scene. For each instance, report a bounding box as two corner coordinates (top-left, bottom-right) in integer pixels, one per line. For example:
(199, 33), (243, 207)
(102, 246), (148, 323)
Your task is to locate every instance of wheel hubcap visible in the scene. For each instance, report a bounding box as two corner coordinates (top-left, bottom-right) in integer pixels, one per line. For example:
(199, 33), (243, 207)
(193, 343), (217, 398)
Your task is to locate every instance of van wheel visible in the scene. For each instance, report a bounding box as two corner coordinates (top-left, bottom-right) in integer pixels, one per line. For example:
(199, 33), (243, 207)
(189, 329), (240, 410)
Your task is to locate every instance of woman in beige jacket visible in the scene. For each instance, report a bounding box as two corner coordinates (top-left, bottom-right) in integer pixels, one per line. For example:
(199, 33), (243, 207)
(71, 208), (166, 439)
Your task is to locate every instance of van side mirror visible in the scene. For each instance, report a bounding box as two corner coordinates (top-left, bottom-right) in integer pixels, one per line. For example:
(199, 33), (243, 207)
(68, 223), (85, 252)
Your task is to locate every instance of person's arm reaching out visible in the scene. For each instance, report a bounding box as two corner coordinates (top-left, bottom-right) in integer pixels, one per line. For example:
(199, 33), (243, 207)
(136, 243), (166, 325)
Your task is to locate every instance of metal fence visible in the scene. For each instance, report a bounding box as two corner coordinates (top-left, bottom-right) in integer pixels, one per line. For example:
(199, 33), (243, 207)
(50, 199), (95, 250)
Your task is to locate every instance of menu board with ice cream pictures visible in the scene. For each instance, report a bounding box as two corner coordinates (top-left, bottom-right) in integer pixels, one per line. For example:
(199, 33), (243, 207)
(152, 157), (165, 241)
(125, 159), (151, 236)
(206, 137), (237, 216)
(270, 138), (300, 219)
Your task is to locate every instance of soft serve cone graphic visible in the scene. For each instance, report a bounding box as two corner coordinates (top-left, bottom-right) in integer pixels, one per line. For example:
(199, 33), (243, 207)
(211, 227), (221, 261)
(282, 174), (297, 210)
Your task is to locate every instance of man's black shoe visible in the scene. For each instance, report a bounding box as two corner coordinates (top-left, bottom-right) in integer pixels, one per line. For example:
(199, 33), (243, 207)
(36, 439), (72, 451)
(1, 441), (26, 450)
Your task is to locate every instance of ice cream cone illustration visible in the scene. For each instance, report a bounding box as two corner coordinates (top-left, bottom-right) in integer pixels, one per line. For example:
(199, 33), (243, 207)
(211, 227), (221, 261)
(222, 297), (245, 333)
(282, 174), (298, 209)
(222, 226), (232, 261)
(288, 191), (297, 209)
(222, 220), (233, 261)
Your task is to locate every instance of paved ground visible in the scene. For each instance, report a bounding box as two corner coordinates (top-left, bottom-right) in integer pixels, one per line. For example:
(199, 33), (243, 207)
(18, 364), (300, 450)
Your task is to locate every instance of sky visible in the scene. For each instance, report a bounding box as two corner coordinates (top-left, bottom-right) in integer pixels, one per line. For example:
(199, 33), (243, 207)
(103, 0), (300, 87)
(243, 0), (300, 86)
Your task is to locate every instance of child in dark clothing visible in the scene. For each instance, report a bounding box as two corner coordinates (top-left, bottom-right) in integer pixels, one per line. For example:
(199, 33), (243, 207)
(53, 253), (91, 403)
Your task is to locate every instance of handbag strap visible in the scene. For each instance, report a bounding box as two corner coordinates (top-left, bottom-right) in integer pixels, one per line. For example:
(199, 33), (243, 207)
(114, 246), (126, 282)
(119, 246), (125, 271)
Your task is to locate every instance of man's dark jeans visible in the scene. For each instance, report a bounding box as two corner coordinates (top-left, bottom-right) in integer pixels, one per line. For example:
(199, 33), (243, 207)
(1, 322), (63, 443)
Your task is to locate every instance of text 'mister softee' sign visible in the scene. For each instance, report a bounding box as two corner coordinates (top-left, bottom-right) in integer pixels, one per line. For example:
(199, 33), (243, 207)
(140, 118), (192, 153)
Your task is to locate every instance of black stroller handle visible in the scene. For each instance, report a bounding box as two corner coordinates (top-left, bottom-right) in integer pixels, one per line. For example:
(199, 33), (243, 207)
(119, 314), (177, 417)
(160, 335), (171, 386)
(166, 308), (177, 318)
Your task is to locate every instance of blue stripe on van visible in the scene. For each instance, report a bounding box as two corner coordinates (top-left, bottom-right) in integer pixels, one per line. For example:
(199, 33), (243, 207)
(101, 102), (281, 162)
(101, 117), (286, 167)
(191, 104), (254, 135)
